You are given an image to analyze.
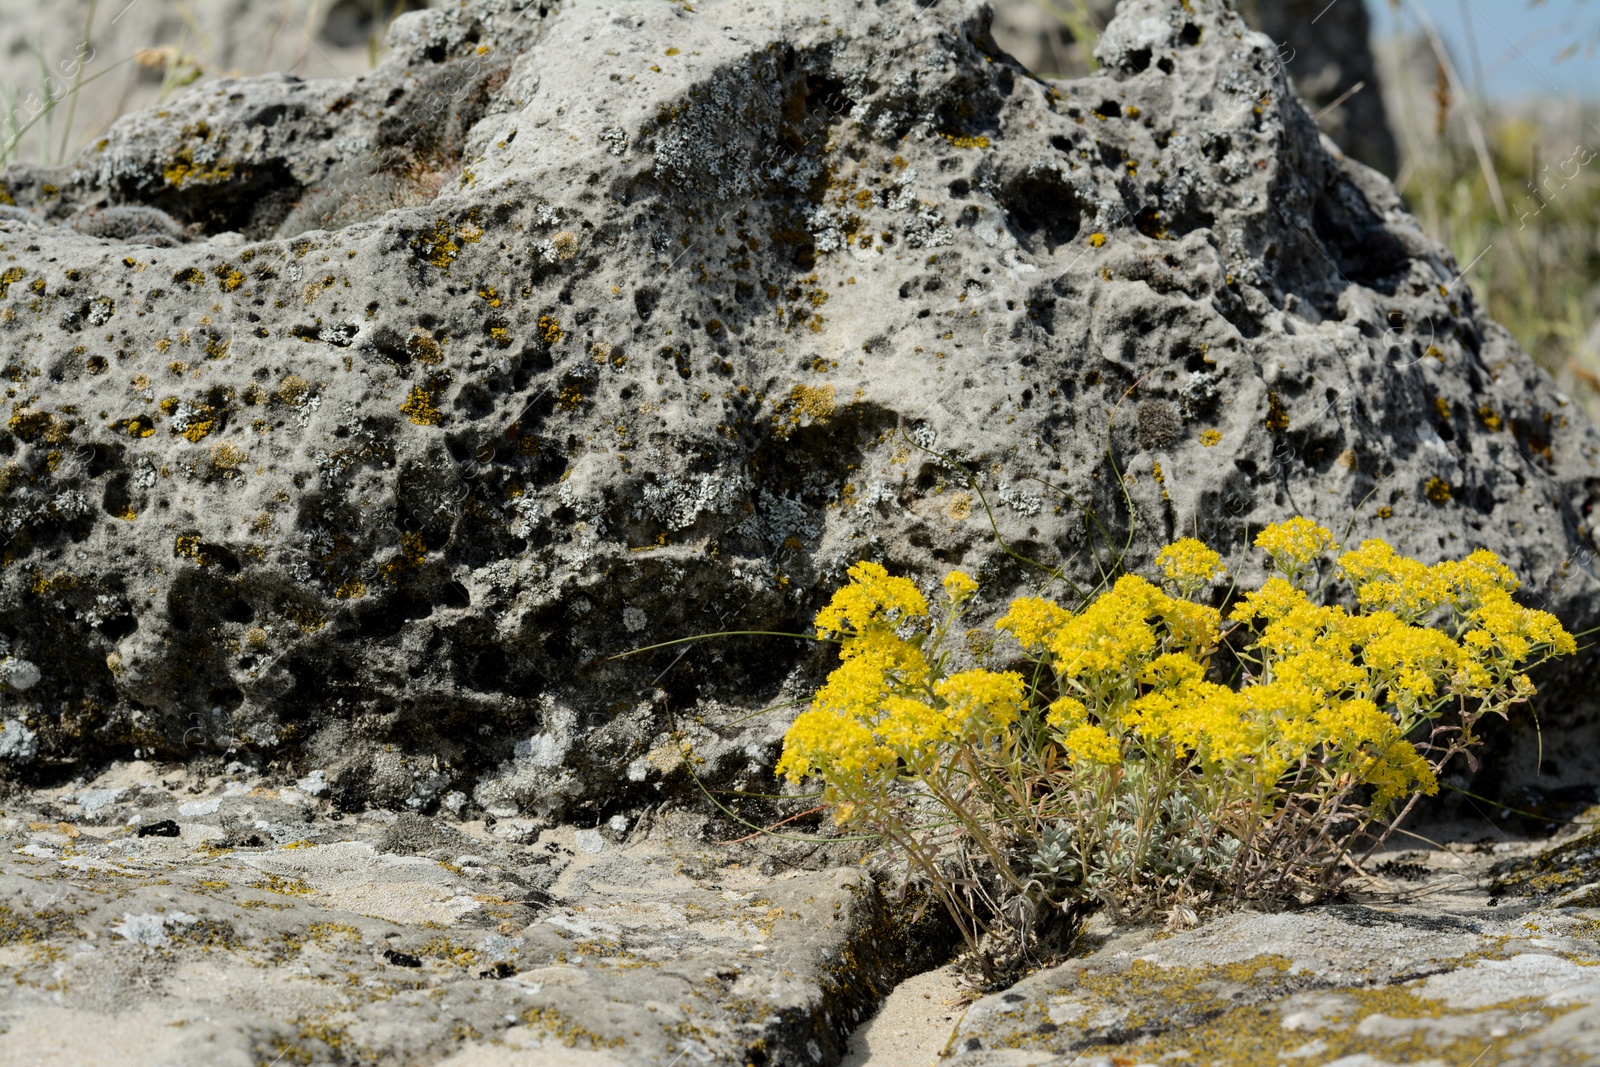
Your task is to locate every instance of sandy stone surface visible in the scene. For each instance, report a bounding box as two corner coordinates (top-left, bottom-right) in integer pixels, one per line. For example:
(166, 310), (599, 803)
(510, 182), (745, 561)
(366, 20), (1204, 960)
(840, 964), (967, 1067)
(0, 759), (947, 1066)
(943, 822), (1600, 1066)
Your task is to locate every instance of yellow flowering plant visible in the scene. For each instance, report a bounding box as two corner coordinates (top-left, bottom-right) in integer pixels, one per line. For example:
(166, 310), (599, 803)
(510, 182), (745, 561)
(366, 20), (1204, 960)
(777, 520), (1575, 970)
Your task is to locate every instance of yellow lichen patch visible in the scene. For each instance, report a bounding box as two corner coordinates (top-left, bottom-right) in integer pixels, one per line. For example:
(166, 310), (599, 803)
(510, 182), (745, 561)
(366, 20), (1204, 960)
(399, 384), (443, 426)
(306, 922), (359, 942)
(940, 131), (991, 149)
(408, 332), (445, 364)
(334, 578), (366, 600)
(204, 334), (230, 360)
(214, 263), (245, 292)
(1088, 232), (1107, 247)
(1074, 956), (1297, 1032)
(946, 492), (974, 522)
(1477, 405), (1504, 431)
(1199, 428), (1222, 447)
(0, 266), (26, 298)
(410, 214), (482, 270)
(172, 403), (216, 442)
(520, 1007), (624, 1050)
(1424, 476), (1452, 504)
(163, 143), (235, 189)
(174, 534), (204, 562)
(538, 313), (564, 346)
(400, 531), (427, 566)
(249, 873), (314, 896)
(110, 415), (157, 438)
(558, 385), (584, 411)
(276, 375), (312, 406)
(420, 937), (479, 967)
(774, 383), (838, 433)
(172, 266), (205, 287)
(1265, 390), (1290, 434)
(0, 904), (84, 946)
(1068, 971), (1575, 1067)
(1433, 396), (1451, 420)
(291, 606), (327, 634)
(549, 230), (579, 260)
(302, 275), (336, 304)
(7, 405), (70, 444)
(209, 442), (246, 473)
(113, 505), (138, 521)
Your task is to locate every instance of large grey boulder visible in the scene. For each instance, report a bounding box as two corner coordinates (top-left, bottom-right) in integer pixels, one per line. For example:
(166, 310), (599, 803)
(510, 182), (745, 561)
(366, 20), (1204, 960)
(1, 0), (1597, 817)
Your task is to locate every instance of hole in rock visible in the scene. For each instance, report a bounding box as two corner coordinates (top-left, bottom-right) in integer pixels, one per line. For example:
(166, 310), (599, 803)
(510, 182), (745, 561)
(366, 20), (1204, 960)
(208, 686), (245, 712)
(1002, 170), (1082, 253)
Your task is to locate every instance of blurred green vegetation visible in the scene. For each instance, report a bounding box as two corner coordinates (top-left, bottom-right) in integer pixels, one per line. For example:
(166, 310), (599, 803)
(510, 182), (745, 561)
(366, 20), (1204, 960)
(1397, 110), (1600, 388)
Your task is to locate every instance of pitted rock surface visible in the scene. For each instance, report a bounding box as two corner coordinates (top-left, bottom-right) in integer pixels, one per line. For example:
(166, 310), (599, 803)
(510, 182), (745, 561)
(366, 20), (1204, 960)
(945, 834), (1600, 1066)
(0, 760), (941, 1066)
(990, 0), (1398, 175)
(1, 0), (1597, 814)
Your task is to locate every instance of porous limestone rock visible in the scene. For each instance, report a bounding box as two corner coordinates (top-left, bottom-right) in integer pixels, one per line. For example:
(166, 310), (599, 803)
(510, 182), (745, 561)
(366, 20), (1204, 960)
(1, 0), (1597, 817)
(946, 832), (1600, 1066)
(990, 0), (1398, 174)
(0, 759), (946, 1067)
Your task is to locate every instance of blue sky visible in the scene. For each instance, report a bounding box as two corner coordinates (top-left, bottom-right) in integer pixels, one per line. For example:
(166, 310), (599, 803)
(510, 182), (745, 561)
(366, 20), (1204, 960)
(1382, 0), (1600, 99)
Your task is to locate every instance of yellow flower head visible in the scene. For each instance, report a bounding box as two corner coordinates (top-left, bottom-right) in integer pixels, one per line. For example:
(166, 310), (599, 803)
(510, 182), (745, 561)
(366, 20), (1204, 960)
(942, 570), (980, 601)
(934, 669), (1027, 732)
(1229, 576), (1310, 625)
(1337, 540), (1447, 619)
(1138, 652), (1206, 689)
(1466, 588), (1575, 660)
(776, 708), (892, 783)
(877, 695), (956, 752)
(1256, 517), (1337, 578)
(815, 560), (929, 638)
(1435, 549), (1520, 607)
(997, 596), (1072, 652)
(1045, 696), (1088, 732)
(1155, 537), (1223, 592)
(1063, 724), (1122, 766)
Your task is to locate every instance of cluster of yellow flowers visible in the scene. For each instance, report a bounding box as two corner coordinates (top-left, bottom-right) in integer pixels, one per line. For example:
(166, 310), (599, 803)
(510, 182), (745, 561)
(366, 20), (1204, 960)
(776, 564), (1028, 785)
(778, 519), (1575, 927)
